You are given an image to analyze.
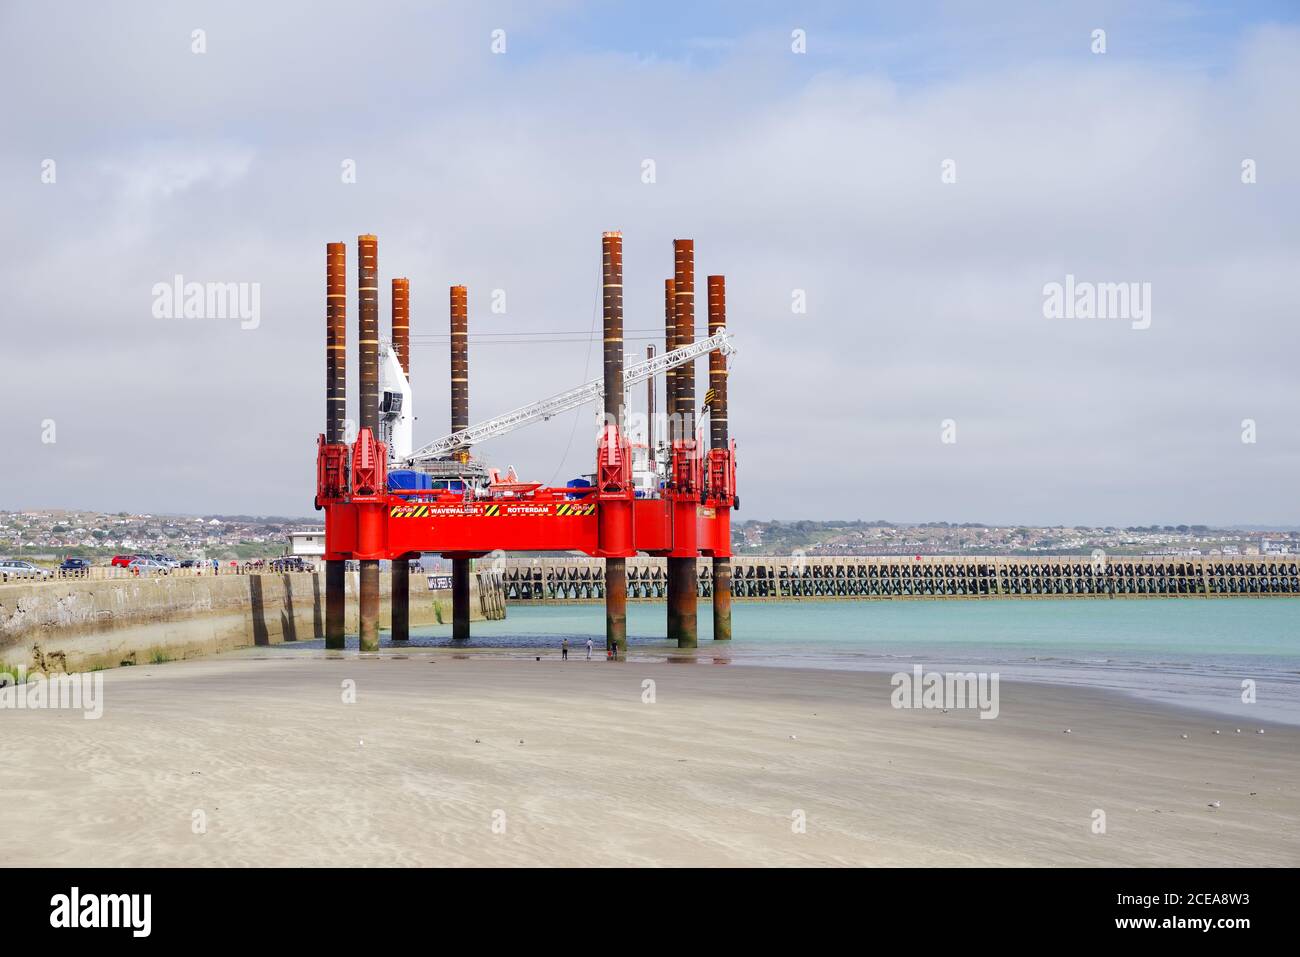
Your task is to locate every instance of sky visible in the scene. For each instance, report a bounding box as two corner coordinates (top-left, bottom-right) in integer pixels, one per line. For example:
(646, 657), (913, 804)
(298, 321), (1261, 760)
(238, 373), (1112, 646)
(1, 0), (1297, 525)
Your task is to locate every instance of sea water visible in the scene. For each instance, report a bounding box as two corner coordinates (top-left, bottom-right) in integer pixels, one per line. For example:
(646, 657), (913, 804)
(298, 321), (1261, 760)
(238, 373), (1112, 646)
(380, 598), (1300, 725)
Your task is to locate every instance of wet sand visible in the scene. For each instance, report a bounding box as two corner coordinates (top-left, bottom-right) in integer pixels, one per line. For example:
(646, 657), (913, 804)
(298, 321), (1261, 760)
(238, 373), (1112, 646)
(2, 652), (1297, 866)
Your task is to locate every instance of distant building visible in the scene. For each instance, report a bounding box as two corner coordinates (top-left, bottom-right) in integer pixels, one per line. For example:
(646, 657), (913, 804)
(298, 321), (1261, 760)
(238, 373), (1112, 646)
(288, 527), (326, 558)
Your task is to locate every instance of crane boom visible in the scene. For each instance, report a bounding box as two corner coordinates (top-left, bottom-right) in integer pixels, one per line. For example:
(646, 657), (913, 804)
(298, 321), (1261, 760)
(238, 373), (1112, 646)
(405, 330), (735, 465)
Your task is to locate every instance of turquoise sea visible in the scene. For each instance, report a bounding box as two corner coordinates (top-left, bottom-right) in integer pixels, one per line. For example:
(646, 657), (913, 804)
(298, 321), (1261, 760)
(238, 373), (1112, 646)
(312, 599), (1300, 725)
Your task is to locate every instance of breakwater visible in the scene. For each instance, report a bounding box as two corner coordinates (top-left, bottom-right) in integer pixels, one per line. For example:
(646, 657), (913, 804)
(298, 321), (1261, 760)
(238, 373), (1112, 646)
(499, 556), (1298, 602)
(0, 569), (505, 673)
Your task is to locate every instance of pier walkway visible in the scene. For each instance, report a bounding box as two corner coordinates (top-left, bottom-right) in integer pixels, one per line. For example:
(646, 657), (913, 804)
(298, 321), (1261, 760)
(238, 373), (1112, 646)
(497, 555), (1298, 602)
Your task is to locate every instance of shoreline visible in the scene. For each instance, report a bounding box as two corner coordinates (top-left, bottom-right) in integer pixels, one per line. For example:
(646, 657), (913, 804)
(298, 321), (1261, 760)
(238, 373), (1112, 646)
(3, 652), (1296, 866)
(225, 628), (1300, 729)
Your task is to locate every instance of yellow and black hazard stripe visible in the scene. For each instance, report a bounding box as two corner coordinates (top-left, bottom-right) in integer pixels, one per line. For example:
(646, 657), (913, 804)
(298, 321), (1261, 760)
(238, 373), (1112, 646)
(390, 504), (431, 518)
(555, 503), (597, 516)
(484, 503), (502, 516)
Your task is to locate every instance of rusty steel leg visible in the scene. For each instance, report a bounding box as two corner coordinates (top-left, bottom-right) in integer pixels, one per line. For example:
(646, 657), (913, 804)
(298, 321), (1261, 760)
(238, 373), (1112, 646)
(392, 557), (409, 642)
(325, 560), (346, 649)
(601, 231), (627, 656)
(324, 241), (347, 649)
(668, 558), (698, 648)
(673, 240), (695, 440)
(606, 558), (626, 654)
(390, 276), (412, 644)
(359, 561), (380, 651)
(663, 276), (678, 645)
(668, 239), (698, 649)
(449, 283), (471, 643)
(707, 275), (732, 642)
(712, 557), (732, 641)
(667, 559), (682, 643)
(357, 234), (381, 652)
(452, 559), (470, 640)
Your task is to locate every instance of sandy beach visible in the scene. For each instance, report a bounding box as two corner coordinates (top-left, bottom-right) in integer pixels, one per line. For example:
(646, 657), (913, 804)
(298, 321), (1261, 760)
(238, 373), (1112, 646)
(3, 651), (1297, 867)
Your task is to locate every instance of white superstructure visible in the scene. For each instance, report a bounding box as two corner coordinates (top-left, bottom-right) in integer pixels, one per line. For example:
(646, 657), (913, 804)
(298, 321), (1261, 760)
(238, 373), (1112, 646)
(378, 344), (413, 463)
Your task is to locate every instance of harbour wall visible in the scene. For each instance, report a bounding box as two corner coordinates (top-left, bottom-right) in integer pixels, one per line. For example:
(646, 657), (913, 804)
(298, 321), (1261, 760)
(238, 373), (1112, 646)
(0, 570), (506, 674)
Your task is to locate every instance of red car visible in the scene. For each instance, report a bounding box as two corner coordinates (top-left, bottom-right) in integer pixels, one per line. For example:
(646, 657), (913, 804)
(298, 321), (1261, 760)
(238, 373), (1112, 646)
(110, 554), (138, 567)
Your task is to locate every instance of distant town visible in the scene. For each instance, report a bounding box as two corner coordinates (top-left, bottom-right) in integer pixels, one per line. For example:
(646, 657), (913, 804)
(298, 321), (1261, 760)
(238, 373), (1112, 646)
(0, 509), (303, 563)
(1, 509), (1296, 564)
(734, 519), (1298, 558)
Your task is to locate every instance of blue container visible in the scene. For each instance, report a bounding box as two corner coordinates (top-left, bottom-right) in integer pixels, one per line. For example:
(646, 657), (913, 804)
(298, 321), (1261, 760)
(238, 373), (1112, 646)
(565, 477), (592, 500)
(388, 469), (434, 491)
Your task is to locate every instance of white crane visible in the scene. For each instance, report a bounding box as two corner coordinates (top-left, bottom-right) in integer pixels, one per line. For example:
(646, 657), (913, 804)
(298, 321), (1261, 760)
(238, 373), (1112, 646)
(404, 330), (735, 466)
(378, 345), (414, 461)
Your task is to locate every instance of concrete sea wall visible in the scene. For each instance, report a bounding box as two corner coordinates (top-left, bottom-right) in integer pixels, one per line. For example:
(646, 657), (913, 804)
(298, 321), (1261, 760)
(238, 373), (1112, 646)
(0, 570), (505, 673)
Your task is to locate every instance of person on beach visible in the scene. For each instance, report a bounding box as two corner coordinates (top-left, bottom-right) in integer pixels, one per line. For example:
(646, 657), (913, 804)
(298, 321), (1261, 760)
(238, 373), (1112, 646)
(586, 638), (593, 660)
(561, 638), (569, 661)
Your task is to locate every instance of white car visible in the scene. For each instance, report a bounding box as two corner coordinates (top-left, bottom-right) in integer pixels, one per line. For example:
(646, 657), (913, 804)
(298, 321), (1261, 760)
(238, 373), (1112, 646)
(0, 559), (53, 582)
(127, 557), (170, 576)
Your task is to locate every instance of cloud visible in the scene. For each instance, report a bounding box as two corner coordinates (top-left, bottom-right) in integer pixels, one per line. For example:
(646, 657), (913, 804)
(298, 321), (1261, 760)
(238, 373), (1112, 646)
(0, 4), (1296, 525)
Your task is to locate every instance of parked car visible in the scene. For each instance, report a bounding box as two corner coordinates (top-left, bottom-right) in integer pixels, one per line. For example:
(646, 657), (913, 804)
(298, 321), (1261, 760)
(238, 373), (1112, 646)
(179, 559), (202, 568)
(127, 557), (170, 576)
(111, 554), (137, 567)
(152, 554), (181, 568)
(1, 559), (53, 582)
(59, 557), (92, 572)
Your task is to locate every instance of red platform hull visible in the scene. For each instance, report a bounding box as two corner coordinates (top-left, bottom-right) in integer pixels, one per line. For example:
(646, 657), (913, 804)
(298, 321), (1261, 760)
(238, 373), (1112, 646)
(322, 494), (731, 561)
(318, 431), (734, 563)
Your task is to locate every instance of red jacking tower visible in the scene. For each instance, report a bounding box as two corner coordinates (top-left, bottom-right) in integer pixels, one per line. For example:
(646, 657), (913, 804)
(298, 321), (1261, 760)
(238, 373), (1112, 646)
(314, 232), (737, 652)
